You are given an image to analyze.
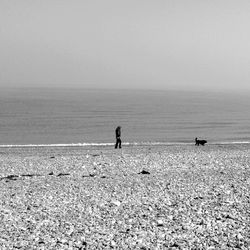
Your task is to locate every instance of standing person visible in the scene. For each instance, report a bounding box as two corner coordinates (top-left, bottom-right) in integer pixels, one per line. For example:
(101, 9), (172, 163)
(115, 126), (122, 149)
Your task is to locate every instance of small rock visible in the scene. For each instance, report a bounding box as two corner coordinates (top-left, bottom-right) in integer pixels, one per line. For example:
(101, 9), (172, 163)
(110, 240), (116, 247)
(67, 225), (75, 236)
(112, 200), (121, 206)
(61, 239), (67, 244)
(57, 173), (70, 177)
(148, 206), (153, 211)
(170, 242), (179, 248)
(6, 175), (19, 180)
(138, 170), (150, 175)
(157, 219), (164, 226)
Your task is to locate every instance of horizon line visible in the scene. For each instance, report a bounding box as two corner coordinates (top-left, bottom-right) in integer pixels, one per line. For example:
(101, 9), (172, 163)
(1, 85), (249, 95)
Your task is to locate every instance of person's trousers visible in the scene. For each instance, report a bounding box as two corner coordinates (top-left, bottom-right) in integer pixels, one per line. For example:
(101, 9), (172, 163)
(115, 138), (122, 148)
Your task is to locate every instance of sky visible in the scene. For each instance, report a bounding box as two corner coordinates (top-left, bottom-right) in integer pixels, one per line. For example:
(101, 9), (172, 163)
(1, 0), (250, 92)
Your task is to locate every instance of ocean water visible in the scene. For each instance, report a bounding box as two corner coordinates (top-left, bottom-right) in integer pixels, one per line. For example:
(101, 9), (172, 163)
(1, 88), (250, 147)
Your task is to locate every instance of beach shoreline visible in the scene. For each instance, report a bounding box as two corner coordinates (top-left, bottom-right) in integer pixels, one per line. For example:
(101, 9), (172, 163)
(1, 141), (250, 155)
(0, 144), (249, 249)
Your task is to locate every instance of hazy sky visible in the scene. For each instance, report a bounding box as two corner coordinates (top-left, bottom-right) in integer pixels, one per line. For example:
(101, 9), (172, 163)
(1, 0), (250, 92)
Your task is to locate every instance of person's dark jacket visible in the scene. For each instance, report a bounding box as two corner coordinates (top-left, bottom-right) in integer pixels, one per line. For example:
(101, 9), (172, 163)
(115, 127), (121, 139)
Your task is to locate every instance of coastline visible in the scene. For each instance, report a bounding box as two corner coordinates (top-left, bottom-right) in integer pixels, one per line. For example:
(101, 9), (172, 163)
(1, 142), (250, 160)
(0, 144), (249, 248)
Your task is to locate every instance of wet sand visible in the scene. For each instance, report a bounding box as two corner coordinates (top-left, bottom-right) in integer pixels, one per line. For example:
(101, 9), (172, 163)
(0, 144), (250, 249)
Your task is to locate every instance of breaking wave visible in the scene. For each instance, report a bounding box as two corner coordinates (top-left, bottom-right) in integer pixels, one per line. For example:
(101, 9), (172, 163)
(0, 141), (250, 148)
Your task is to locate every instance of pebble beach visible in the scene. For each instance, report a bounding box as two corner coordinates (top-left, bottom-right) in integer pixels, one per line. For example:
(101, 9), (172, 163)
(0, 144), (250, 249)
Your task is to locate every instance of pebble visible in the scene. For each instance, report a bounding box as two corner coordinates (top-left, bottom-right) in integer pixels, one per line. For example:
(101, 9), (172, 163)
(1, 145), (249, 249)
(112, 200), (121, 206)
(157, 219), (164, 226)
(110, 240), (116, 247)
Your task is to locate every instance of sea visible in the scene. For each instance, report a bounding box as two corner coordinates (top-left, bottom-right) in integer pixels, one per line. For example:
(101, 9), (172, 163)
(1, 87), (250, 147)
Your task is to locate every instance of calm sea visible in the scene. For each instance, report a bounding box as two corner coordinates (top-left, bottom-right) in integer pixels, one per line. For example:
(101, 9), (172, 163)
(1, 88), (250, 147)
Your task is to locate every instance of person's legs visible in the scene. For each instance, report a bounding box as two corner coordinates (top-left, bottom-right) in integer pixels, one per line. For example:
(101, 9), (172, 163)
(115, 138), (122, 149)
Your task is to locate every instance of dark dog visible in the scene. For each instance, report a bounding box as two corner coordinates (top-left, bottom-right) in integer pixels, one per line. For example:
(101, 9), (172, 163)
(195, 137), (207, 146)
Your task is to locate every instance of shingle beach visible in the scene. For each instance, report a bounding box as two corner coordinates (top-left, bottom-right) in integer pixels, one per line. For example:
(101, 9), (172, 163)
(0, 144), (250, 249)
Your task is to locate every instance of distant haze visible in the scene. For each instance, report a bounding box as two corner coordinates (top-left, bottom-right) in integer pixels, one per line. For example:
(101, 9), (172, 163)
(1, 0), (250, 92)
